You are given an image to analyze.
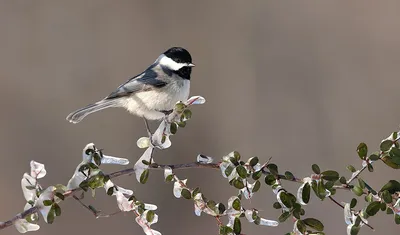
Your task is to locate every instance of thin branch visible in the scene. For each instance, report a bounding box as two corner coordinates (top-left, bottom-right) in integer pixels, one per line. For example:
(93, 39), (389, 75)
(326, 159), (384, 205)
(0, 162), (219, 230)
(328, 196), (344, 209)
(0, 160), (374, 231)
(346, 165), (368, 185)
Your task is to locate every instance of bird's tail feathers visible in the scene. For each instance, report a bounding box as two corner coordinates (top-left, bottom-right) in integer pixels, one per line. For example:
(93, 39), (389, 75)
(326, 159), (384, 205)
(66, 99), (120, 123)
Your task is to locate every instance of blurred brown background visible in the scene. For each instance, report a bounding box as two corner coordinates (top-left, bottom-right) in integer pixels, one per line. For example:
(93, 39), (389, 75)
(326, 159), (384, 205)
(0, 1), (399, 234)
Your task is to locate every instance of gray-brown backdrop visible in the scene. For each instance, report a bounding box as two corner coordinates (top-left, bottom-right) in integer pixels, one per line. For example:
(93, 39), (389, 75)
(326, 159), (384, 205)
(0, 1), (399, 234)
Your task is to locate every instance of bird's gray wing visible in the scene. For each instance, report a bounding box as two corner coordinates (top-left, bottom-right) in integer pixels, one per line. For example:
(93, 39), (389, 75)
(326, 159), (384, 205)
(105, 66), (167, 100)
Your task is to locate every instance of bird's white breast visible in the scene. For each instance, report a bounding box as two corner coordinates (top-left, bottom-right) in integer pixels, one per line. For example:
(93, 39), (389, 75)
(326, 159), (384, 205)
(120, 79), (190, 120)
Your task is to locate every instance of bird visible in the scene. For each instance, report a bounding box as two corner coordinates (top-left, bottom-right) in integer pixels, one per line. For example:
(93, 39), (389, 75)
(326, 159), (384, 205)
(66, 47), (194, 124)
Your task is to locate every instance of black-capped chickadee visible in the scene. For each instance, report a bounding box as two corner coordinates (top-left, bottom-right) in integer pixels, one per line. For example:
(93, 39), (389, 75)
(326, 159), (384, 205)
(66, 47), (195, 123)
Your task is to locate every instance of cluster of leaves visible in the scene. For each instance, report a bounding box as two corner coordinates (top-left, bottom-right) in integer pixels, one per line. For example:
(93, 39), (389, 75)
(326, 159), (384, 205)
(134, 96), (206, 184)
(8, 96), (400, 235)
(164, 163), (278, 235)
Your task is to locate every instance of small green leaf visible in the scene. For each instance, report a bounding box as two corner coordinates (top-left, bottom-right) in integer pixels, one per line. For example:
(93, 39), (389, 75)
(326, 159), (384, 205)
(236, 165), (247, 178)
(232, 198), (241, 211)
(181, 188), (192, 199)
(252, 171), (262, 180)
(142, 160), (150, 165)
(170, 122), (178, 134)
(395, 214), (400, 224)
(253, 180), (261, 192)
(43, 200), (53, 206)
(233, 218), (241, 235)
(233, 179), (245, 189)
(273, 202), (282, 209)
(53, 203), (61, 216)
(146, 210), (155, 223)
(207, 200), (217, 211)
(358, 179), (365, 189)
(386, 207), (394, 214)
(311, 164), (320, 174)
(265, 174), (276, 185)
(350, 225), (360, 235)
(357, 143), (368, 160)
(365, 201), (381, 216)
(380, 180), (400, 194)
(285, 171), (295, 181)
(393, 132), (398, 140)
(55, 192), (64, 201)
(367, 163), (374, 172)
(302, 183), (311, 204)
(25, 185), (36, 190)
(352, 186), (364, 196)
(350, 198), (357, 208)
(225, 166), (234, 177)
(321, 170), (339, 181)
(380, 202), (387, 211)
(339, 176), (347, 184)
(219, 226), (233, 235)
(347, 165), (356, 173)
(365, 193), (373, 202)
(249, 157), (259, 167)
(217, 203), (226, 214)
(280, 192), (296, 208)
(128, 195), (136, 202)
(175, 102), (186, 113)
(369, 154), (380, 161)
(303, 218), (324, 231)
(380, 139), (393, 152)
(296, 220), (307, 234)
(317, 181), (328, 199)
(183, 109), (192, 120)
(324, 181), (334, 189)
(192, 187), (201, 197)
(47, 207), (55, 224)
(93, 153), (102, 166)
(381, 190), (392, 204)
(267, 164), (279, 175)
(177, 121), (186, 127)
(278, 212), (291, 222)
(140, 169), (150, 184)
(165, 174), (174, 182)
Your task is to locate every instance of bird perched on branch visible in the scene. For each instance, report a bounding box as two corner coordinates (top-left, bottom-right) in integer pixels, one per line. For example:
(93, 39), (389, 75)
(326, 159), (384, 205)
(66, 47), (194, 123)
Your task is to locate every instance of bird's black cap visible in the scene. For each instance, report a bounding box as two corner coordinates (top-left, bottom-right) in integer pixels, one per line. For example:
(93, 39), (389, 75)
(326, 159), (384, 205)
(164, 47), (192, 64)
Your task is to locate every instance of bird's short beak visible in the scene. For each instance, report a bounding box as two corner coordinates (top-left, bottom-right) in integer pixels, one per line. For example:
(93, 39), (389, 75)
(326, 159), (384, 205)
(187, 63), (195, 67)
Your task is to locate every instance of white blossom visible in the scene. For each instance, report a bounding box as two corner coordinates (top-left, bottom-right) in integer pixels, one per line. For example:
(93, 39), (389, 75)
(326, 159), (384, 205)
(173, 179), (187, 198)
(297, 177), (312, 206)
(196, 154), (213, 164)
(134, 147), (154, 182)
(14, 219), (40, 233)
(135, 216), (161, 235)
(152, 122), (171, 149)
(30, 161), (46, 179)
(37, 186), (55, 223)
(137, 137), (151, 149)
(164, 167), (173, 181)
(259, 218), (279, 227)
(193, 193), (205, 216)
(115, 191), (134, 212)
(240, 180), (255, 199)
(185, 96), (206, 105)
(343, 203), (368, 235)
(21, 173), (37, 202)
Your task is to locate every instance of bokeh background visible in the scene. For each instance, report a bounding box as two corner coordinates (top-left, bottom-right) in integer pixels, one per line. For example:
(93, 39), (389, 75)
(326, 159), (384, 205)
(1, 1), (399, 234)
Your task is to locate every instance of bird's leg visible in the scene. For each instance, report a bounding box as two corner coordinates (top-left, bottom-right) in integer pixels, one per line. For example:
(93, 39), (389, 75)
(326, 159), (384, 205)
(143, 117), (152, 138)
